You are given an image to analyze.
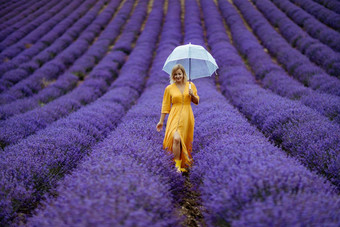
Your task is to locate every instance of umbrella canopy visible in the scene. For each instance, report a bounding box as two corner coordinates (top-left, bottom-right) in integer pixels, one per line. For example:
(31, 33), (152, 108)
(162, 43), (218, 81)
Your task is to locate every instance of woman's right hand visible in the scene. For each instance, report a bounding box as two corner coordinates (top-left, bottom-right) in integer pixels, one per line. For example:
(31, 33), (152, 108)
(156, 122), (163, 132)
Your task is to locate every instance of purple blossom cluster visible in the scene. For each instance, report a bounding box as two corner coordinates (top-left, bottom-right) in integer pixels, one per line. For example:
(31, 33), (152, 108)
(217, 0), (340, 123)
(0, 0), (121, 105)
(289, 0), (340, 31)
(233, 0), (340, 96)
(0, 0), (163, 224)
(251, 0), (340, 77)
(0, 0), (147, 147)
(270, 0), (340, 52)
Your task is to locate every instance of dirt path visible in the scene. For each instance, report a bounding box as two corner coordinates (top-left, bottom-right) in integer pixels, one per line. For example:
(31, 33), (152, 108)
(178, 172), (206, 227)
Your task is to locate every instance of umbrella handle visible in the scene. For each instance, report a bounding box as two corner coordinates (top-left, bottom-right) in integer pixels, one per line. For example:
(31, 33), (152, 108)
(189, 81), (191, 89)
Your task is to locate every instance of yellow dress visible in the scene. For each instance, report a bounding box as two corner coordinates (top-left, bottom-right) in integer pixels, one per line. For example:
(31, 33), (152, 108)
(161, 81), (199, 168)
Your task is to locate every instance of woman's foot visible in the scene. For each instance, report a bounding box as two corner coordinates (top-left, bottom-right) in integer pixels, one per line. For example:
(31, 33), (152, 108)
(175, 159), (188, 173)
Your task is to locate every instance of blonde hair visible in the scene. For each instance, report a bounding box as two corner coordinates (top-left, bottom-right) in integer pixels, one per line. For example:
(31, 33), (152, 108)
(170, 64), (188, 84)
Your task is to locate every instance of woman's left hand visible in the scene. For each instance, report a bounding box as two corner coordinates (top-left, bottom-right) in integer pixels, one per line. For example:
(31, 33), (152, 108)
(189, 88), (194, 97)
(189, 88), (199, 104)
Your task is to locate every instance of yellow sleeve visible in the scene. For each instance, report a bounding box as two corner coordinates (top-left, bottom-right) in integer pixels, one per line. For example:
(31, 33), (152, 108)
(161, 86), (171, 113)
(192, 82), (199, 105)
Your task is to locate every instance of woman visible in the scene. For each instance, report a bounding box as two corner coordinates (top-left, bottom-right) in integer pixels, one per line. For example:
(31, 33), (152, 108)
(156, 64), (199, 173)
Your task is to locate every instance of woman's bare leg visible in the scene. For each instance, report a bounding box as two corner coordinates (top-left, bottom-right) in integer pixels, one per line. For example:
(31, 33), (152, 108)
(173, 131), (181, 160)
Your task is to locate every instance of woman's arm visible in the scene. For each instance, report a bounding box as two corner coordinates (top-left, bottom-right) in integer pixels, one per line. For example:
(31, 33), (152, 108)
(156, 113), (167, 132)
(157, 86), (171, 131)
(189, 89), (199, 105)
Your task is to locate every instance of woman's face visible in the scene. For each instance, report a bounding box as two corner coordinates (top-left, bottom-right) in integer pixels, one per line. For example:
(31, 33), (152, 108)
(173, 69), (184, 83)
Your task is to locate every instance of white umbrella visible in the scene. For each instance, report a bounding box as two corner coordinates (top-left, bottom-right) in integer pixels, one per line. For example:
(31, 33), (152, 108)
(162, 43), (218, 88)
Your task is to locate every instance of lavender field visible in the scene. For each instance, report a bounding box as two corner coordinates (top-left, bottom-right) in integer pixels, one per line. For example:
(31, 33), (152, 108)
(0, 0), (339, 226)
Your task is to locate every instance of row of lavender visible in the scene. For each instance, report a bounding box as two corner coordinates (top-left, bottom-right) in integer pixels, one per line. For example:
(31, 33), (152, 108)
(0, 0), (160, 225)
(0, 0), (117, 104)
(26, 1), (187, 225)
(0, 0), (138, 147)
(186, 0), (339, 226)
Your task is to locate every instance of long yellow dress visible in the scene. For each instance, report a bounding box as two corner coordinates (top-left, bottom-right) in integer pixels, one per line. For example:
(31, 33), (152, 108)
(161, 81), (199, 168)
